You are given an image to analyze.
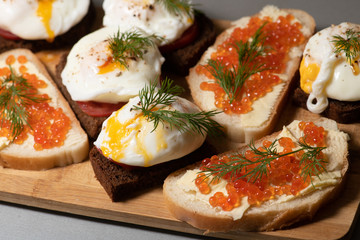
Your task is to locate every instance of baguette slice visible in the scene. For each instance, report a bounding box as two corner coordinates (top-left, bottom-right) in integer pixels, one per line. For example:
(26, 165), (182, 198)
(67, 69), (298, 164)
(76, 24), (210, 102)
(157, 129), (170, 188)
(0, 49), (89, 170)
(187, 6), (316, 143)
(163, 118), (349, 232)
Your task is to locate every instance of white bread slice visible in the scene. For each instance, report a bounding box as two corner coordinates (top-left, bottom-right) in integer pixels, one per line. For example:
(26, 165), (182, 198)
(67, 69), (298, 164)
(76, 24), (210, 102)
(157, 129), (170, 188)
(0, 49), (89, 170)
(163, 118), (349, 232)
(186, 6), (316, 143)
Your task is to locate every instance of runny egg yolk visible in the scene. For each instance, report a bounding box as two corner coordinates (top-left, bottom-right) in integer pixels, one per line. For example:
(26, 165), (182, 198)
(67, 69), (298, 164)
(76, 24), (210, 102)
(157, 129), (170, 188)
(349, 59), (360, 75)
(299, 59), (320, 94)
(100, 110), (168, 167)
(36, 0), (55, 42)
(97, 56), (126, 75)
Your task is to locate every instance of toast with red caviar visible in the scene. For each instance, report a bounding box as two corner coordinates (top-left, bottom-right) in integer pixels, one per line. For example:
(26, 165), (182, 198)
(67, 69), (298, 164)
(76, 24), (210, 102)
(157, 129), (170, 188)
(186, 5), (316, 143)
(0, 49), (89, 170)
(163, 118), (349, 232)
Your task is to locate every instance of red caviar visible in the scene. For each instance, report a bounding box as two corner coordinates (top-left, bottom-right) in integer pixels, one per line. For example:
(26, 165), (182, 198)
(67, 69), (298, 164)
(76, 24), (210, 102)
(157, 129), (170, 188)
(195, 121), (327, 211)
(196, 14), (305, 114)
(0, 55), (71, 150)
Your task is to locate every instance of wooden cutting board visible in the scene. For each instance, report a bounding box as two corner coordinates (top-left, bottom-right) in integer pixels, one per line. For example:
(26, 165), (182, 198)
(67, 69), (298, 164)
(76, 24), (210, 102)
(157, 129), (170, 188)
(0, 17), (359, 240)
(0, 104), (359, 240)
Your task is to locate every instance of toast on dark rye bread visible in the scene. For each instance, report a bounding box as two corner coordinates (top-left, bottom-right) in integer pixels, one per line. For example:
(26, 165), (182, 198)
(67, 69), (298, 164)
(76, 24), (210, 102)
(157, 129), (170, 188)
(55, 53), (106, 139)
(0, 2), (95, 54)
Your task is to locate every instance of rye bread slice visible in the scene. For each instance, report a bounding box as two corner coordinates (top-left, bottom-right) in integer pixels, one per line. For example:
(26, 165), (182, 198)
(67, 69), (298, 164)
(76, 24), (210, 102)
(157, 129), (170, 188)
(293, 87), (360, 124)
(89, 142), (215, 202)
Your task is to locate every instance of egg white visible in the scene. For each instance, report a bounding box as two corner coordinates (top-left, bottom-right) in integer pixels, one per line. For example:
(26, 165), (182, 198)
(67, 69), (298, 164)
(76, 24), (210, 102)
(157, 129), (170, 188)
(61, 26), (165, 103)
(102, 0), (194, 45)
(94, 96), (206, 167)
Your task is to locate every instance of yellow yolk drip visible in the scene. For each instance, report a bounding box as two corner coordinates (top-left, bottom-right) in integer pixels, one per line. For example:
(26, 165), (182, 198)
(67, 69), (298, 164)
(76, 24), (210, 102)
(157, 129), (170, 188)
(100, 111), (168, 167)
(36, 0), (55, 42)
(349, 59), (360, 75)
(300, 59), (320, 94)
(97, 56), (126, 75)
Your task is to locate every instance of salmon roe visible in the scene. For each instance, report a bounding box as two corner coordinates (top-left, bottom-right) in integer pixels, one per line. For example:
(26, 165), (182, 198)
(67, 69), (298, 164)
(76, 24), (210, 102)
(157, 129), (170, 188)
(197, 14), (305, 114)
(195, 121), (327, 211)
(0, 55), (71, 150)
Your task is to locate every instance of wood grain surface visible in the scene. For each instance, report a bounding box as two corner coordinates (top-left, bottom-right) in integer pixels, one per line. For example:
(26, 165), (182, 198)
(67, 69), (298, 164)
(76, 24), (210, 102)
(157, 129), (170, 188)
(0, 18), (359, 240)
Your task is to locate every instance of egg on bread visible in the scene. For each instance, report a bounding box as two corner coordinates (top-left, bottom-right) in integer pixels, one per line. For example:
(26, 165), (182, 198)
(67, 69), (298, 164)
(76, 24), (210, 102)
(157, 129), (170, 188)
(102, 0), (217, 76)
(89, 78), (222, 201)
(61, 26), (164, 105)
(102, 0), (194, 47)
(0, 0), (90, 42)
(94, 95), (206, 167)
(299, 22), (360, 114)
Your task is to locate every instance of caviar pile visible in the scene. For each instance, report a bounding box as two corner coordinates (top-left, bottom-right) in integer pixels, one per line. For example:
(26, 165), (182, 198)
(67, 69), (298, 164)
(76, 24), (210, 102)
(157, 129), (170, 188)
(195, 121), (327, 211)
(196, 14), (305, 114)
(0, 54), (71, 150)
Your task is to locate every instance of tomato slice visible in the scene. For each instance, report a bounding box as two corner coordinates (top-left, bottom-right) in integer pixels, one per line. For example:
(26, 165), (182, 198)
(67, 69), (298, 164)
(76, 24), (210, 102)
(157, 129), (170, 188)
(0, 28), (21, 40)
(159, 20), (199, 54)
(76, 101), (126, 117)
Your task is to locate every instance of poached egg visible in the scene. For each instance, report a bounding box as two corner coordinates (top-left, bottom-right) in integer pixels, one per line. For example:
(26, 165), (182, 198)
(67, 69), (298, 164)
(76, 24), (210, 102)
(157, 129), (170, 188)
(94, 95), (206, 167)
(61, 26), (165, 104)
(102, 0), (194, 46)
(0, 0), (90, 41)
(300, 22), (360, 114)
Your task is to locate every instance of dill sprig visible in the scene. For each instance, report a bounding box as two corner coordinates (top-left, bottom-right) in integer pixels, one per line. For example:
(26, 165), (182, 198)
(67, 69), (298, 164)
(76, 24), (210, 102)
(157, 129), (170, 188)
(332, 28), (360, 64)
(156, 0), (194, 18)
(0, 66), (48, 139)
(132, 77), (223, 136)
(205, 23), (269, 103)
(108, 30), (162, 69)
(200, 138), (327, 184)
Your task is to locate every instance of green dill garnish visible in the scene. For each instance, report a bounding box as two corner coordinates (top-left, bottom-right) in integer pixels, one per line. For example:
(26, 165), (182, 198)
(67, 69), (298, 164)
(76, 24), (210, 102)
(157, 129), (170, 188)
(132, 77), (223, 136)
(332, 28), (360, 64)
(156, 0), (194, 18)
(200, 138), (327, 184)
(108, 29), (163, 69)
(205, 23), (269, 103)
(0, 66), (48, 139)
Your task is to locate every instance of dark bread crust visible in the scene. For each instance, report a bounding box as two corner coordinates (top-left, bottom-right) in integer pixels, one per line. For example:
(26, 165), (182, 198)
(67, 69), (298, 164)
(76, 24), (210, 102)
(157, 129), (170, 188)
(161, 12), (217, 76)
(0, 2), (95, 53)
(89, 142), (216, 202)
(55, 53), (107, 139)
(293, 87), (360, 124)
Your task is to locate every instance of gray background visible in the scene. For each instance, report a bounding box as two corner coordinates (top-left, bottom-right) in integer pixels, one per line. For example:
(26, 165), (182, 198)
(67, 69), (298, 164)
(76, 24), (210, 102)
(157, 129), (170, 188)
(0, 0), (359, 239)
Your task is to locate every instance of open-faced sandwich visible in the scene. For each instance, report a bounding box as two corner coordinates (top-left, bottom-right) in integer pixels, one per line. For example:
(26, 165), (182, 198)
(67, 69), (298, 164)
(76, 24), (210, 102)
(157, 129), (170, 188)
(187, 5), (316, 144)
(163, 118), (349, 232)
(293, 22), (360, 123)
(0, 0), (95, 53)
(102, 0), (217, 75)
(0, 49), (89, 170)
(90, 78), (223, 201)
(56, 26), (165, 139)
